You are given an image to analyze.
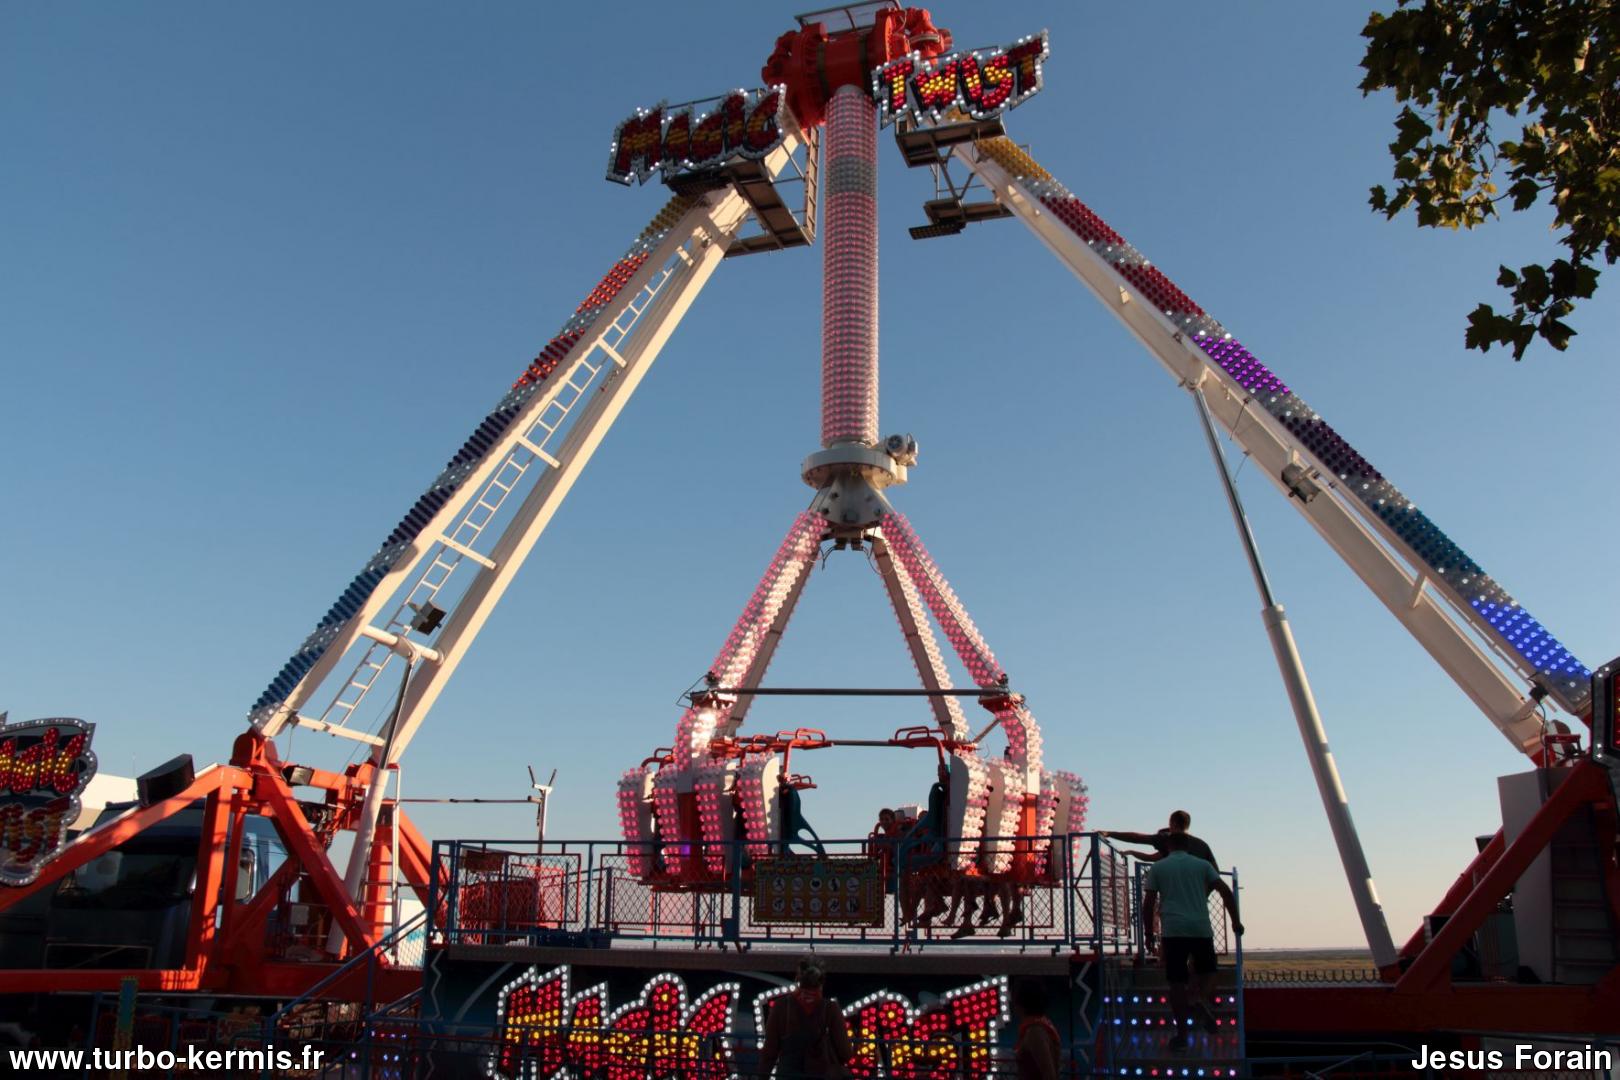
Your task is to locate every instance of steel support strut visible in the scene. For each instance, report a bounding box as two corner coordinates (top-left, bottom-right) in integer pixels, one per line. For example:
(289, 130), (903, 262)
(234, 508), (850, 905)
(1191, 382), (1398, 970)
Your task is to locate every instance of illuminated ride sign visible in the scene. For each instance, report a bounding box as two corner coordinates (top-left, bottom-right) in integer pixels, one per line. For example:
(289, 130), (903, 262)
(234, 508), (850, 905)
(756, 975), (1008, 1080)
(0, 715), (97, 887)
(605, 29), (1049, 186)
(490, 966), (1008, 1080)
(607, 87), (789, 186)
(492, 966), (737, 1080)
(874, 31), (1049, 127)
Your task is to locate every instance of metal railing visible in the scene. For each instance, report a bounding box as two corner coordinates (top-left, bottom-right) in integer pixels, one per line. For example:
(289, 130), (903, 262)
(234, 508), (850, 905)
(425, 832), (1215, 954)
(261, 908), (428, 1058)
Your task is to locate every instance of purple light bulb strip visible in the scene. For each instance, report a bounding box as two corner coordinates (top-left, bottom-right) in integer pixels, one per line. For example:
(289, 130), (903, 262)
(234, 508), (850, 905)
(990, 143), (1590, 712)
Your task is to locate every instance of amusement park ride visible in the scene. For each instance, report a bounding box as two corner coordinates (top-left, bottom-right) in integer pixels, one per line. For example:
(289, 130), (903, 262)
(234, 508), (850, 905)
(4, 1), (1620, 1073)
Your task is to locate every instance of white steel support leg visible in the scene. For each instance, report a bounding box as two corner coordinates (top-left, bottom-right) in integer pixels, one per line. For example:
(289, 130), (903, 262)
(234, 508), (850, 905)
(724, 525), (822, 735)
(1193, 384), (1397, 969)
(872, 536), (969, 741)
(1262, 604), (1398, 969)
(372, 186), (760, 772)
(327, 658), (411, 956)
(334, 174), (780, 911)
(952, 139), (1551, 748)
(879, 512), (1043, 787)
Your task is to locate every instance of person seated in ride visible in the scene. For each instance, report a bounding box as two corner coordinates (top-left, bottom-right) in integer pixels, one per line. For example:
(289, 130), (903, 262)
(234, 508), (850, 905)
(869, 808), (901, 883)
(873, 808), (902, 842)
(780, 786), (826, 857)
(898, 784), (953, 927)
(947, 873), (988, 939)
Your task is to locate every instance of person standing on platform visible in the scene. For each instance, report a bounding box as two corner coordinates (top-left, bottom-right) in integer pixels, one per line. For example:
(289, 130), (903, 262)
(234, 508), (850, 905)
(1098, 809), (1218, 867)
(1012, 979), (1061, 1080)
(1141, 832), (1244, 1052)
(759, 956), (854, 1079)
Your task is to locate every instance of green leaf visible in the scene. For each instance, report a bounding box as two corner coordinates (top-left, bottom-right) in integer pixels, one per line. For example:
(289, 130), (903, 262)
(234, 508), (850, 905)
(1507, 177), (1542, 210)
(1363, 0), (1616, 361)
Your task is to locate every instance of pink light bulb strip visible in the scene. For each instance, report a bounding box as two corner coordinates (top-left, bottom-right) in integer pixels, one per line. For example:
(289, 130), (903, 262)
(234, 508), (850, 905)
(617, 766), (654, 878)
(995, 700), (1044, 778)
(880, 513), (1045, 777)
(879, 512), (1002, 685)
(709, 511), (823, 689)
(955, 755), (991, 871)
(672, 512), (823, 767)
(736, 754), (776, 858)
(651, 771), (686, 875)
(820, 84), (879, 447)
(982, 758), (1024, 875)
(888, 551), (970, 740)
(694, 763), (734, 875)
(1032, 772), (1061, 874)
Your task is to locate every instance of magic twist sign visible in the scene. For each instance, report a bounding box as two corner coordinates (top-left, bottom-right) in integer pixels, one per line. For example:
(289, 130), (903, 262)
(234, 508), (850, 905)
(490, 966), (1009, 1080)
(607, 87), (789, 186)
(874, 31), (1049, 127)
(604, 29), (1050, 187)
(0, 715), (97, 887)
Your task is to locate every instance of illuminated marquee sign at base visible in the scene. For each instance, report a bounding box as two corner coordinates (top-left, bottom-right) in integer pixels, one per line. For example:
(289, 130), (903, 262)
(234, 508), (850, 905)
(490, 966), (1009, 1080)
(492, 966), (736, 1080)
(0, 715), (98, 887)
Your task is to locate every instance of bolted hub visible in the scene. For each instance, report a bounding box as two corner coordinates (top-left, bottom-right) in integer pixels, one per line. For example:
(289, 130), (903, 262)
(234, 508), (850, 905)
(802, 433), (918, 533)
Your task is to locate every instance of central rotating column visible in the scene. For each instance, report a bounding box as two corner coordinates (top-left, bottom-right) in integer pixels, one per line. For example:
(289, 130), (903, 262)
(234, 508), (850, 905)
(820, 84), (879, 448)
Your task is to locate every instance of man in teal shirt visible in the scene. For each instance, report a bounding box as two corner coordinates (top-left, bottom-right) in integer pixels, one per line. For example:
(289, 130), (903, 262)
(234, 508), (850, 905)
(1142, 832), (1243, 1051)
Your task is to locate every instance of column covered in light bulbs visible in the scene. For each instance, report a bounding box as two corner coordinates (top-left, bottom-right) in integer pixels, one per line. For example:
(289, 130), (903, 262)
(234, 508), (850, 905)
(820, 83), (879, 448)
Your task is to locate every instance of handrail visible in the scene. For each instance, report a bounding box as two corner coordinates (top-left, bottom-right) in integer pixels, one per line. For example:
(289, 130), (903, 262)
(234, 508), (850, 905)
(426, 831), (1228, 955)
(264, 907), (428, 1037)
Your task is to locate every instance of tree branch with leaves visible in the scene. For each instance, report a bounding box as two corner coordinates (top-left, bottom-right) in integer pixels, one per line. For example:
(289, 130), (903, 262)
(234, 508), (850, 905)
(1360, 0), (1618, 358)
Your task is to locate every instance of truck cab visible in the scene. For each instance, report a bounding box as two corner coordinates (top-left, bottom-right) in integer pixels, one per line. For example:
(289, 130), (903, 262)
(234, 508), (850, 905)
(0, 803), (287, 971)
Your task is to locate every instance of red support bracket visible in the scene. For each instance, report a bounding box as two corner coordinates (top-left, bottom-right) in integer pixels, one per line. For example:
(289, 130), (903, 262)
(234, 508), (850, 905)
(1400, 829), (1506, 960)
(1396, 761), (1609, 994)
(181, 784), (234, 977)
(257, 766), (378, 958)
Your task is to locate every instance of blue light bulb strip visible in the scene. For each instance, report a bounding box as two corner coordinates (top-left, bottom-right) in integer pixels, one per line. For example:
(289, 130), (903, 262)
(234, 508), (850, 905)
(1005, 152), (1591, 713)
(247, 221), (681, 725)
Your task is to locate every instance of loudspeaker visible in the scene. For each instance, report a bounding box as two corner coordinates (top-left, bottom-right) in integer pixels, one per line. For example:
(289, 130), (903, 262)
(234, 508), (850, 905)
(137, 754), (195, 806)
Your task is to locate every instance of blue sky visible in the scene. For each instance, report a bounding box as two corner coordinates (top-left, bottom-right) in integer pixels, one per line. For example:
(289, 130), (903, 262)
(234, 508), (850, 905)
(4, 3), (1617, 949)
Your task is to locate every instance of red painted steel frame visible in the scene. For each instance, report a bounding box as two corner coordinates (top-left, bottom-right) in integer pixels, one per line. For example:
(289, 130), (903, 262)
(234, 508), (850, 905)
(0, 730), (440, 1000)
(1247, 981), (1620, 1034)
(1398, 829), (1505, 961)
(1396, 760), (1612, 994)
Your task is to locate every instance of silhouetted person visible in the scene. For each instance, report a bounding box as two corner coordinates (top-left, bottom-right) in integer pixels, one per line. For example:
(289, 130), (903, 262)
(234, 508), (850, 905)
(1012, 979), (1061, 1080)
(759, 957), (854, 1079)
(1099, 809), (1217, 867)
(1141, 832), (1243, 1052)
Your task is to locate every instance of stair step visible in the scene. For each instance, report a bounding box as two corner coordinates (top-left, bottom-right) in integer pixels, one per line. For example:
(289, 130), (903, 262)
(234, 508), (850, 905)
(1114, 972), (1241, 989)
(1553, 959), (1614, 985)
(1109, 1029), (1244, 1060)
(1103, 995), (1240, 1008)
(1104, 1061), (1244, 1076)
